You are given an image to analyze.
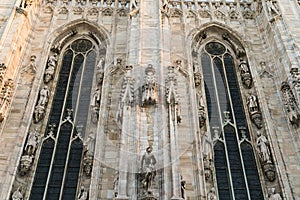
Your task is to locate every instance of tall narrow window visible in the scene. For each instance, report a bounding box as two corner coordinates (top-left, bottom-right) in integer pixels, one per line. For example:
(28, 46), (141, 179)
(30, 39), (98, 200)
(201, 42), (263, 199)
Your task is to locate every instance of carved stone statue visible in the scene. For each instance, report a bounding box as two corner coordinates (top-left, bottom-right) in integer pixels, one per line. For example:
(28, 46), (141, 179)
(256, 131), (271, 162)
(269, 188), (282, 200)
(77, 186), (88, 200)
(141, 146), (157, 193)
(20, 155), (33, 175)
(263, 162), (276, 182)
(239, 59), (253, 88)
(12, 187), (23, 200)
(25, 129), (39, 156)
(207, 187), (217, 200)
(37, 86), (50, 107)
(91, 88), (101, 107)
(0, 79), (14, 122)
(194, 72), (202, 87)
(26, 55), (37, 73)
(83, 133), (95, 157)
(34, 105), (46, 123)
(44, 53), (58, 83)
(247, 93), (259, 114)
(202, 132), (213, 158)
(96, 58), (105, 86)
(142, 65), (157, 106)
(256, 131), (271, 163)
(83, 133), (95, 176)
(281, 82), (300, 126)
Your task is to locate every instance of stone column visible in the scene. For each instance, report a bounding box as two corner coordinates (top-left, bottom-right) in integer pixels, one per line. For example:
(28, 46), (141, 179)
(115, 104), (131, 199)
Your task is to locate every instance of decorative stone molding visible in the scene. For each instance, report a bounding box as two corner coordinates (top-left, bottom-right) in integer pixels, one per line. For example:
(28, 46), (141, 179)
(222, 33), (246, 58)
(163, 0), (260, 20)
(0, 63), (7, 84)
(281, 81), (300, 127)
(0, 79), (14, 122)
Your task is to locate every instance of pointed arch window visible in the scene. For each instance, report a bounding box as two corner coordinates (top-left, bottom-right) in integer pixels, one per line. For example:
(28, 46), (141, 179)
(30, 38), (100, 200)
(200, 42), (264, 199)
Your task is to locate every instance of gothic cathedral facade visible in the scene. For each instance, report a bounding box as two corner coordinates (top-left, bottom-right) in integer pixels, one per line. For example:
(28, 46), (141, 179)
(0, 0), (300, 199)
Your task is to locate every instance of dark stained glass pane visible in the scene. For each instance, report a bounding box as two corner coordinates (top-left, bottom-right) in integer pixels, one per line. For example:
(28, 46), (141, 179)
(62, 138), (83, 199)
(214, 141), (232, 200)
(29, 139), (54, 200)
(46, 49), (73, 136)
(224, 124), (248, 200)
(46, 122), (73, 200)
(241, 142), (264, 199)
(201, 53), (221, 130)
(213, 57), (233, 122)
(205, 42), (226, 55)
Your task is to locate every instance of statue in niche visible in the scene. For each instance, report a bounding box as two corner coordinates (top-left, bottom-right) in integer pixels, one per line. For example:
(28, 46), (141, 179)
(37, 86), (50, 107)
(196, 90), (206, 127)
(140, 146), (157, 194)
(0, 79), (14, 122)
(256, 131), (271, 163)
(96, 58), (105, 86)
(25, 129), (39, 156)
(202, 132), (213, 158)
(12, 187), (23, 200)
(25, 55), (37, 73)
(247, 93), (259, 114)
(44, 53), (58, 83)
(83, 133), (95, 176)
(203, 156), (213, 181)
(207, 187), (217, 200)
(247, 92), (263, 129)
(194, 72), (202, 87)
(91, 87), (101, 107)
(77, 186), (88, 200)
(142, 65), (157, 106)
(281, 82), (300, 126)
(20, 155), (33, 175)
(268, 188), (282, 200)
(239, 59), (253, 88)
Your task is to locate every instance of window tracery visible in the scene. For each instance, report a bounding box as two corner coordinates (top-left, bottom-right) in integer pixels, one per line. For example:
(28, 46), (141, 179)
(11, 36), (105, 200)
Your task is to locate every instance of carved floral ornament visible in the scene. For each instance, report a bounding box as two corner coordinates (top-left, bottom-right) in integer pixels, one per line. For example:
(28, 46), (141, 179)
(160, 0), (260, 20)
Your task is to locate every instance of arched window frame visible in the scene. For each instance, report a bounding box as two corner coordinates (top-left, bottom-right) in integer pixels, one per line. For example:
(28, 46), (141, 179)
(193, 36), (266, 199)
(26, 35), (105, 200)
